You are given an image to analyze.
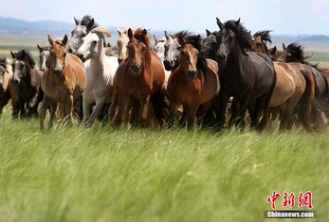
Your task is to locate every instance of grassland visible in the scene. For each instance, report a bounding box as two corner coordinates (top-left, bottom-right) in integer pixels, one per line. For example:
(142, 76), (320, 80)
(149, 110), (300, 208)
(0, 107), (328, 222)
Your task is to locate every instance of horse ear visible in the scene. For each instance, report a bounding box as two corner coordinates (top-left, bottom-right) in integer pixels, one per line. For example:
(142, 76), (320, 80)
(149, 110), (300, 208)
(272, 46), (277, 53)
(164, 31), (169, 41)
(10, 51), (15, 59)
(128, 28), (133, 39)
(48, 35), (54, 46)
(74, 17), (79, 25)
(178, 32), (185, 45)
(142, 29), (147, 36)
(197, 34), (202, 42)
(37, 44), (42, 52)
(206, 29), (211, 36)
(216, 17), (224, 30)
(153, 35), (158, 44)
(282, 43), (286, 51)
(62, 35), (68, 46)
(236, 18), (241, 26)
(117, 28), (122, 36)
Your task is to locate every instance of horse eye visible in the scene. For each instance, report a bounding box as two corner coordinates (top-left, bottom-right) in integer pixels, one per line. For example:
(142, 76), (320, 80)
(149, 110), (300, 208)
(92, 40), (97, 45)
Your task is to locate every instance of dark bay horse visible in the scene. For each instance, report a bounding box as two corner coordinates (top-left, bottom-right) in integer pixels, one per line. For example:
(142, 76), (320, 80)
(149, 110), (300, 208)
(10, 50), (43, 118)
(215, 18), (276, 130)
(167, 32), (220, 128)
(39, 35), (87, 129)
(109, 28), (166, 127)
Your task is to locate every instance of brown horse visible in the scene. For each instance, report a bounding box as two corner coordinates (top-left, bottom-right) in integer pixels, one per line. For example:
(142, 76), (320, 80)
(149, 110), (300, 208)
(278, 43), (327, 129)
(252, 32), (313, 130)
(10, 50), (43, 118)
(38, 35), (87, 129)
(167, 32), (220, 128)
(109, 28), (166, 127)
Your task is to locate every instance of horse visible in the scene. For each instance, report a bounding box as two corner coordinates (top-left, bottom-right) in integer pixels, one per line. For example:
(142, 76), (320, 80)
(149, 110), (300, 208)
(38, 35), (87, 129)
(116, 28), (136, 64)
(214, 18), (276, 130)
(37, 44), (51, 71)
(0, 60), (12, 115)
(167, 32), (220, 129)
(278, 43), (326, 129)
(202, 29), (218, 60)
(163, 31), (181, 71)
(10, 50), (43, 118)
(153, 35), (166, 61)
(76, 26), (119, 127)
(109, 28), (167, 127)
(251, 31), (315, 130)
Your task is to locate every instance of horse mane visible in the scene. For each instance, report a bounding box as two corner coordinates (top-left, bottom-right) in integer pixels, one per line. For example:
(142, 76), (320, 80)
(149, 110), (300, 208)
(254, 30), (272, 44)
(0, 58), (7, 70)
(178, 31), (208, 78)
(16, 50), (36, 69)
(286, 42), (317, 67)
(224, 20), (253, 53)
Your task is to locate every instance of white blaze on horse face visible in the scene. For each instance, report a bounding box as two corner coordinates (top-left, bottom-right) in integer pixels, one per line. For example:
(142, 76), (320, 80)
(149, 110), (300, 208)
(77, 33), (100, 60)
(39, 51), (50, 71)
(68, 25), (88, 54)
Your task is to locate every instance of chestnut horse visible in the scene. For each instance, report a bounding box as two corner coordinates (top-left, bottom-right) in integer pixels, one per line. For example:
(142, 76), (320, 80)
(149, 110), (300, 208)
(39, 35), (87, 129)
(10, 50), (43, 118)
(109, 28), (166, 127)
(167, 32), (220, 128)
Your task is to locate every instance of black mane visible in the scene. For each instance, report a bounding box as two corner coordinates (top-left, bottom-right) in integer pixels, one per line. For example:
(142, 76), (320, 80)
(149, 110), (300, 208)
(254, 30), (272, 44)
(178, 31), (208, 78)
(16, 50), (36, 69)
(223, 20), (253, 52)
(286, 43), (316, 67)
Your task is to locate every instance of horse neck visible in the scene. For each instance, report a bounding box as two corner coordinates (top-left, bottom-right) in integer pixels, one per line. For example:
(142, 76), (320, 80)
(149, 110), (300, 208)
(225, 44), (246, 75)
(90, 39), (107, 77)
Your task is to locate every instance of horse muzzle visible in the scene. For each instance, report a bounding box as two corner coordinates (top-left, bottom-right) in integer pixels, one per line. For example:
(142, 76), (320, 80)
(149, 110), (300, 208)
(76, 53), (86, 62)
(130, 64), (142, 76)
(163, 60), (175, 71)
(54, 67), (64, 78)
(187, 70), (198, 80)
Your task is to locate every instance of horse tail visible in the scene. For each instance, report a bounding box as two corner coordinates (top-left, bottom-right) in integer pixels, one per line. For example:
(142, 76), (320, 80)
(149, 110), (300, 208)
(298, 70), (315, 131)
(151, 90), (169, 127)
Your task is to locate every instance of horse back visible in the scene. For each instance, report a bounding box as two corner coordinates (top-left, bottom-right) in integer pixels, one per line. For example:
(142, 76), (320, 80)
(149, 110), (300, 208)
(200, 60), (220, 103)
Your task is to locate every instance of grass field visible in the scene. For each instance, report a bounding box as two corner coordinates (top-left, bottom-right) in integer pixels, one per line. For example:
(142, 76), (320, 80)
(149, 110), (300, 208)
(0, 107), (328, 222)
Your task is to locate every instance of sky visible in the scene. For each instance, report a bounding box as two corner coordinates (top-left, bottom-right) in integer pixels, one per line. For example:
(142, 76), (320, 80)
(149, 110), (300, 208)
(0, 0), (329, 35)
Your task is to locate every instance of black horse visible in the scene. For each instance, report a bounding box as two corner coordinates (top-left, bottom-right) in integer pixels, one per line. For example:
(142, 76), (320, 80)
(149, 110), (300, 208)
(214, 18), (276, 130)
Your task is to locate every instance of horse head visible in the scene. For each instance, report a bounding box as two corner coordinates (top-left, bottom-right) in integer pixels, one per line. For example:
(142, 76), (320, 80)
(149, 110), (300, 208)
(117, 28), (135, 64)
(178, 33), (199, 80)
(37, 44), (51, 71)
(76, 26), (112, 61)
(67, 15), (97, 54)
(47, 34), (68, 80)
(126, 28), (150, 76)
(11, 50), (35, 84)
(163, 31), (181, 71)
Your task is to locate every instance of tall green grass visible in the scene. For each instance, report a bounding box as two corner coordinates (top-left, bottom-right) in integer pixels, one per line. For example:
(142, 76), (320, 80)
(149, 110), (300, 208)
(0, 109), (328, 222)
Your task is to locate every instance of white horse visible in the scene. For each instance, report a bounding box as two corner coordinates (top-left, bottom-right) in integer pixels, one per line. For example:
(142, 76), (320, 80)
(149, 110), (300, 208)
(76, 26), (119, 126)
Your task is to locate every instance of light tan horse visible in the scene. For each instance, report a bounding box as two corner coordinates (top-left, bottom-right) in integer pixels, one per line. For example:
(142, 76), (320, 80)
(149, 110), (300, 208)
(39, 35), (87, 129)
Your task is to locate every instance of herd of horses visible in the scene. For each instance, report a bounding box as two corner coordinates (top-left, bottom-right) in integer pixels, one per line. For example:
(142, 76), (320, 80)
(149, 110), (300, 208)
(1, 15), (329, 132)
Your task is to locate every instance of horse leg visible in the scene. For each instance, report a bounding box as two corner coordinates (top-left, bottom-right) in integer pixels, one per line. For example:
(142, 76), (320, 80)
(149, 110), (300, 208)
(228, 99), (240, 128)
(235, 96), (251, 129)
(186, 103), (199, 130)
(114, 94), (129, 127)
(11, 98), (20, 119)
(48, 101), (57, 129)
(109, 92), (119, 124)
(87, 96), (107, 127)
(39, 95), (51, 130)
(216, 92), (230, 130)
(138, 95), (151, 127)
(19, 100), (26, 118)
(168, 100), (181, 128)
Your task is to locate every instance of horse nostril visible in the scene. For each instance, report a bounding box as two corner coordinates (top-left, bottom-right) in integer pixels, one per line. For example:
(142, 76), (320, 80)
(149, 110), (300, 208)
(131, 64), (141, 74)
(187, 70), (198, 78)
(54, 67), (62, 74)
(68, 48), (73, 53)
